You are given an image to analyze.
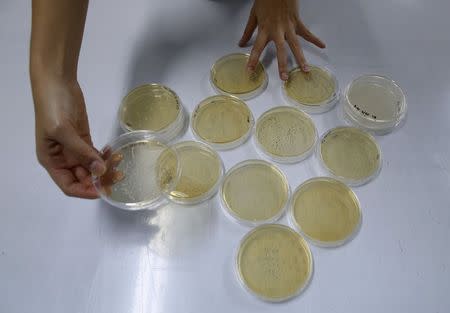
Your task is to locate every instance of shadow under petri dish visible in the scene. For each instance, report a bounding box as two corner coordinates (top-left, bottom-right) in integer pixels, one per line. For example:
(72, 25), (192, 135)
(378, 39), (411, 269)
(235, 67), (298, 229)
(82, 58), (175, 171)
(120, 84), (181, 132)
(222, 161), (289, 224)
(211, 53), (267, 98)
(320, 127), (381, 183)
(237, 224), (312, 302)
(284, 66), (336, 106)
(256, 107), (317, 160)
(291, 178), (361, 246)
(192, 95), (252, 147)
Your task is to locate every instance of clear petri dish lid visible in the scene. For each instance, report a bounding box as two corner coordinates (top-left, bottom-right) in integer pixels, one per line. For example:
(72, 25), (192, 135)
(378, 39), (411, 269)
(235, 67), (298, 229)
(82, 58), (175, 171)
(283, 65), (339, 114)
(220, 159), (290, 226)
(235, 224), (313, 302)
(118, 84), (187, 142)
(191, 95), (254, 150)
(165, 141), (224, 205)
(210, 53), (268, 100)
(255, 106), (318, 163)
(93, 131), (180, 211)
(289, 177), (362, 247)
(317, 126), (382, 186)
(342, 75), (407, 135)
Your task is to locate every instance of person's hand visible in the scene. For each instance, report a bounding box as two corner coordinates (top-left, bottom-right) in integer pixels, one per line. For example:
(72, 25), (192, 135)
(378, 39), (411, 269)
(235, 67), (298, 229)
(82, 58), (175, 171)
(32, 75), (106, 199)
(239, 0), (326, 80)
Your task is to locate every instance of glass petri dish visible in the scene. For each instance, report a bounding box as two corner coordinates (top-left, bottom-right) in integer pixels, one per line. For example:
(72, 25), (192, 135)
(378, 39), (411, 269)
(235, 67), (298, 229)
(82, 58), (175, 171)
(220, 160), (290, 226)
(210, 53), (268, 100)
(236, 224), (313, 302)
(342, 75), (407, 135)
(318, 127), (382, 186)
(283, 66), (339, 113)
(191, 95), (254, 150)
(290, 177), (361, 247)
(93, 131), (179, 211)
(167, 141), (224, 204)
(255, 106), (317, 163)
(118, 84), (186, 141)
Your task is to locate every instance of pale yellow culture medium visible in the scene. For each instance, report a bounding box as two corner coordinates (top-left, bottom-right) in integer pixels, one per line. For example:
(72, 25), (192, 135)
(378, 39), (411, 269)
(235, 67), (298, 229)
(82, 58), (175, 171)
(291, 177), (361, 246)
(237, 224), (313, 302)
(192, 95), (253, 148)
(221, 160), (289, 224)
(320, 127), (381, 184)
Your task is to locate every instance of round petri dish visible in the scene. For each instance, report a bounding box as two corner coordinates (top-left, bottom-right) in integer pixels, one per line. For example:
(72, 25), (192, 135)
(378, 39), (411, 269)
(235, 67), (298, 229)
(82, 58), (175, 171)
(236, 224), (313, 302)
(255, 106), (317, 163)
(167, 141), (224, 204)
(118, 84), (186, 141)
(318, 127), (382, 186)
(210, 53), (268, 100)
(191, 95), (254, 150)
(342, 75), (407, 135)
(220, 160), (290, 226)
(283, 66), (339, 114)
(290, 177), (362, 247)
(93, 131), (179, 211)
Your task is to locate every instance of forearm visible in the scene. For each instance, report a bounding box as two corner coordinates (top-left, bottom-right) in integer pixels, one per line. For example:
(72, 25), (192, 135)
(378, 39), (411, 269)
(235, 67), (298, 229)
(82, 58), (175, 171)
(30, 0), (89, 83)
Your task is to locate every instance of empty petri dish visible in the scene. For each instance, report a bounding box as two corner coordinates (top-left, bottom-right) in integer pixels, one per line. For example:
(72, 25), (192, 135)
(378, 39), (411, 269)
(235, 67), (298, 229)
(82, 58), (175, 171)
(119, 84), (186, 141)
(167, 141), (224, 204)
(236, 224), (313, 302)
(93, 131), (179, 211)
(221, 160), (290, 226)
(318, 127), (381, 186)
(342, 75), (407, 135)
(191, 95), (254, 150)
(255, 106), (317, 163)
(283, 66), (339, 113)
(290, 177), (361, 247)
(210, 53), (268, 100)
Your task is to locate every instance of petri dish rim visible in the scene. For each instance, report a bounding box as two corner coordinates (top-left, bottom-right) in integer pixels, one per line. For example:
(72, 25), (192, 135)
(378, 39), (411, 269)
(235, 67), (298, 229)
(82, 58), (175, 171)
(210, 53), (268, 100)
(288, 177), (362, 248)
(220, 159), (290, 227)
(254, 106), (318, 164)
(190, 94), (255, 150)
(316, 126), (383, 187)
(234, 223), (314, 302)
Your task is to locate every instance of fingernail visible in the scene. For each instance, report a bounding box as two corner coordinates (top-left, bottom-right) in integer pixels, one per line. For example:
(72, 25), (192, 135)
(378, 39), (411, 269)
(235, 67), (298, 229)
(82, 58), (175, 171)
(281, 72), (289, 80)
(113, 171), (124, 183)
(90, 160), (106, 176)
(247, 66), (255, 73)
(302, 64), (310, 72)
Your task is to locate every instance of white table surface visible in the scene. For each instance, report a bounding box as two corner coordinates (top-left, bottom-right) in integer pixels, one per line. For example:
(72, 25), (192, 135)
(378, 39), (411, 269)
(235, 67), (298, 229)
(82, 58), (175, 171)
(1, 0), (450, 312)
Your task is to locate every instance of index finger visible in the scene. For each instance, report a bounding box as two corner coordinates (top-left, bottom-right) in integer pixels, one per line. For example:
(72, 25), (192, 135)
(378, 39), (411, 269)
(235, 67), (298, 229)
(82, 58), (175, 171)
(247, 32), (268, 71)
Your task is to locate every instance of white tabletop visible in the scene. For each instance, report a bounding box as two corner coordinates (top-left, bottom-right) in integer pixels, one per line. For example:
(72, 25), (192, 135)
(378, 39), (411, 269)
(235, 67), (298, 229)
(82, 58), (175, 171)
(1, 0), (450, 312)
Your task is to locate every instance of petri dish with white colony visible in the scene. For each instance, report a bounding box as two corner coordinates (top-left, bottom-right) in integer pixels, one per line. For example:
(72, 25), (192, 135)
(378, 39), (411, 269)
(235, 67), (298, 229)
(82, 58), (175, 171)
(119, 84), (186, 141)
(283, 66), (339, 113)
(191, 95), (254, 150)
(318, 127), (382, 186)
(220, 160), (290, 226)
(255, 106), (317, 163)
(210, 53), (268, 100)
(342, 75), (407, 135)
(236, 224), (313, 302)
(167, 141), (224, 205)
(290, 177), (361, 247)
(93, 131), (179, 211)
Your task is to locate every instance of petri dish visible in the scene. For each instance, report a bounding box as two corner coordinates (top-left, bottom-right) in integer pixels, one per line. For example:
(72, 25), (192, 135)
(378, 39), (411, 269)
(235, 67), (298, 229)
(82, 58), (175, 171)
(283, 66), (339, 113)
(342, 75), (407, 135)
(93, 131), (179, 211)
(318, 127), (382, 186)
(290, 177), (361, 247)
(255, 106), (317, 163)
(210, 53), (268, 100)
(236, 224), (313, 302)
(191, 95), (254, 150)
(167, 141), (224, 204)
(119, 84), (186, 141)
(220, 160), (290, 226)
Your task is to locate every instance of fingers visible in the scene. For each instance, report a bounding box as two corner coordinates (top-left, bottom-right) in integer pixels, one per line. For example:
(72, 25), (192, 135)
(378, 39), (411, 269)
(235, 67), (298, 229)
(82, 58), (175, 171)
(286, 31), (309, 72)
(296, 21), (326, 49)
(247, 32), (268, 71)
(48, 167), (99, 199)
(274, 39), (289, 80)
(239, 8), (257, 47)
